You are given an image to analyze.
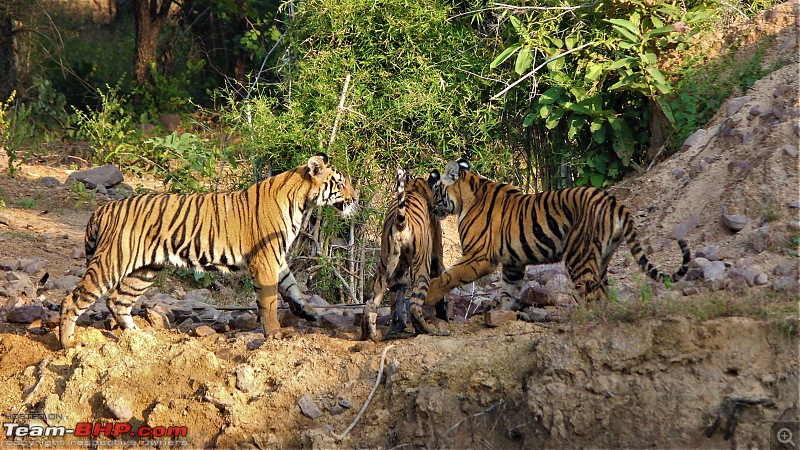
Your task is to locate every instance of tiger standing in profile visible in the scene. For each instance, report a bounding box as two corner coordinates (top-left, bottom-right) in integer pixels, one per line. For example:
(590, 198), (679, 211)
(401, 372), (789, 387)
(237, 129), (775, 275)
(361, 168), (447, 341)
(60, 153), (357, 349)
(423, 158), (690, 313)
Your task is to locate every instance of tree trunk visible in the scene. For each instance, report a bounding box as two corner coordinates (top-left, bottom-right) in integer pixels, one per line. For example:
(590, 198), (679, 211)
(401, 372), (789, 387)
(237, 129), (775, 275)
(133, 0), (173, 89)
(0, 7), (17, 101)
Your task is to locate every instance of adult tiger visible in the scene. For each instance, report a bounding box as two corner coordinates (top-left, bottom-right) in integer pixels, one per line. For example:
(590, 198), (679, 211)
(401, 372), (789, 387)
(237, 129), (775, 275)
(361, 168), (447, 341)
(424, 158), (690, 311)
(60, 153), (357, 349)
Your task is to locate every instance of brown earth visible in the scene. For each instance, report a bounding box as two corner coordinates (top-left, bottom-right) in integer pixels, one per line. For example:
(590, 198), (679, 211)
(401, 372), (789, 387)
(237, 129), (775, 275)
(0, 2), (799, 449)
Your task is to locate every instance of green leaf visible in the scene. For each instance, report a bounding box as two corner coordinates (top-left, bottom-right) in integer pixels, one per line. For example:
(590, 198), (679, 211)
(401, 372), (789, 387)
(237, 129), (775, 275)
(565, 35), (577, 50)
(651, 15), (664, 28)
(610, 74), (640, 91)
(548, 36), (564, 49)
(590, 172), (606, 187)
(608, 57), (636, 71)
(539, 103), (553, 119)
(547, 57), (566, 72)
(645, 25), (676, 38)
(538, 86), (565, 105)
(523, 113), (537, 127)
(567, 114), (586, 140)
(593, 154), (607, 173)
(509, 16), (523, 34)
(657, 98), (676, 126)
(490, 43), (521, 69)
(563, 102), (592, 115)
(515, 47), (533, 75)
(654, 82), (672, 95)
(592, 124), (607, 144)
(608, 117), (634, 165)
(645, 66), (667, 85)
(641, 52), (657, 65)
(612, 25), (640, 43)
(585, 64), (603, 83)
(607, 19), (642, 37)
(545, 108), (565, 129)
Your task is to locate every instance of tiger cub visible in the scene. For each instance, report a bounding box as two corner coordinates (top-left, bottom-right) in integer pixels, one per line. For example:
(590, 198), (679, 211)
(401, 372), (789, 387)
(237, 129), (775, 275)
(60, 153), (357, 349)
(361, 168), (446, 341)
(424, 158), (690, 310)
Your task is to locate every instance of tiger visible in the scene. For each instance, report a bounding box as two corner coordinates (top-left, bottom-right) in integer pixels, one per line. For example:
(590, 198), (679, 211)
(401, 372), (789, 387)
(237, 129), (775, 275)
(59, 153), (357, 349)
(423, 158), (690, 312)
(361, 167), (447, 341)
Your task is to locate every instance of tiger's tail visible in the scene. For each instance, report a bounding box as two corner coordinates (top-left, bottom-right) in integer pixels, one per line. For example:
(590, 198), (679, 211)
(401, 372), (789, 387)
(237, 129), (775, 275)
(84, 209), (102, 266)
(394, 167), (409, 232)
(623, 210), (691, 282)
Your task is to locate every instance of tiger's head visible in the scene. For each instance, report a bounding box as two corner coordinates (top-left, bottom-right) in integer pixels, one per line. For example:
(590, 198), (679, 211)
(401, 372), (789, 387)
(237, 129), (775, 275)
(307, 153), (358, 217)
(428, 158), (471, 218)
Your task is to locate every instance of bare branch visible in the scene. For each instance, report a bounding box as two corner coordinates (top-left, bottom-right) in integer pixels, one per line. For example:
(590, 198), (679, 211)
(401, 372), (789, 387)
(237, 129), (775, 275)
(334, 345), (396, 440)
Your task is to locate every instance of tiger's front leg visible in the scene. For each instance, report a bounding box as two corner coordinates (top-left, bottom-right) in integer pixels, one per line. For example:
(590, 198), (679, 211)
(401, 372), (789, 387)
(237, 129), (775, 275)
(425, 257), (497, 307)
(277, 264), (320, 323)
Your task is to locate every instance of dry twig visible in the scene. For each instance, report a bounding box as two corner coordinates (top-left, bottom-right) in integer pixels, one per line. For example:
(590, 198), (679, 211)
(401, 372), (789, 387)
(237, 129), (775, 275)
(333, 344), (395, 440)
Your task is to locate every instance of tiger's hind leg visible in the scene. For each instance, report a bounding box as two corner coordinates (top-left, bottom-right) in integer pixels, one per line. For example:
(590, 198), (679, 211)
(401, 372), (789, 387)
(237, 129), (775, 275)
(498, 264), (526, 311)
(106, 267), (160, 331)
(60, 259), (119, 349)
(388, 285), (410, 336)
(410, 274), (450, 336)
(361, 262), (388, 341)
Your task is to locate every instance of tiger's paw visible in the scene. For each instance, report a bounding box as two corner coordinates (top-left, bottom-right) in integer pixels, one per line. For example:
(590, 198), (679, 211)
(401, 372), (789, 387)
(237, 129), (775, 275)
(293, 303), (320, 322)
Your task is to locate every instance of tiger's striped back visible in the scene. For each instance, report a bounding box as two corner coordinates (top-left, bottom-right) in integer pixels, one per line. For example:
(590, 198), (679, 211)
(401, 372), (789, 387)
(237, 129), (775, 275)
(424, 159), (690, 310)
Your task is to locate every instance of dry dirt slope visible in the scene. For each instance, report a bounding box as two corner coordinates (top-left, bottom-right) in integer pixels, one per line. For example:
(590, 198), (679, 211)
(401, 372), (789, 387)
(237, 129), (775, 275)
(0, 2), (799, 449)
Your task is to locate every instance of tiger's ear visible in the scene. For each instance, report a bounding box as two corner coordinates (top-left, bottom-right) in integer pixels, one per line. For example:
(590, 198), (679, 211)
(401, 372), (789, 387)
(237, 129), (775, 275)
(457, 158), (471, 171)
(442, 160), (462, 186)
(427, 169), (440, 187)
(308, 154), (327, 177)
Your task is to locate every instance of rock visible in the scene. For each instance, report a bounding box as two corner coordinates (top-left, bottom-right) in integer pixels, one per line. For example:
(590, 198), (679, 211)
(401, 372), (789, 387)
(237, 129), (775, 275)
(230, 311), (258, 331)
(306, 294), (330, 307)
(105, 397), (133, 421)
(519, 307), (555, 322)
(772, 276), (799, 291)
(0, 260), (19, 271)
(695, 245), (720, 261)
(726, 268), (758, 287)
(6, 305), (45, 324)
(788, 220), (800, 232)
(247, 338), (265, 351)
(773, 260), (797, 276)
(192, 325), (217, 337)
(691, 257), (711, 268)
(52, 275), (81, 291)
(681, 129), (706, 152)
(158, 114), (181, 132)
(183, 289), (212, 303)
(726, 96), (750, 115)
(671, 168), (686, 179)
(196, 307), (219, 323)
(546, 274), (572, 294)
(671, 216), (700, 239)
(69, 246), (85, 259)
(702, 261), (726, 282)
(320, 312), (354, 330)
(39, 177), (60, 187)
(203, 384), (235, 409)
(721, 211), (748, 232)
(754, 273), (769, 285)
(0, 213), (10, 226)
(329, 404), (345, 415)
(297, 394), (323, 420)
(66, 165), (124, 190)
(144, 309), (171, 329)
(484, 310), (517, 327)
(784, 145), (799, 158)
(788, 201), (800, 209)
(235, 365), (256, 393)
(747, 226), (771, 253)
(520, 285), (558, 307)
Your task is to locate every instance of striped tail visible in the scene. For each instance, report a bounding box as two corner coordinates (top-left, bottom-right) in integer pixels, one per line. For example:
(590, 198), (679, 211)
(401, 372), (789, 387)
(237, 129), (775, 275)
(395, 167), (409, 232)
(84, 209), (102, 266)
(623, 213), (691, 283)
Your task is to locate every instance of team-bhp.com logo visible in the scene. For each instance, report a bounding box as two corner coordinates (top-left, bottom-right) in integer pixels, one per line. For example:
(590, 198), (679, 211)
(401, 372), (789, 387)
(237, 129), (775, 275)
(4, 421), (189, 447)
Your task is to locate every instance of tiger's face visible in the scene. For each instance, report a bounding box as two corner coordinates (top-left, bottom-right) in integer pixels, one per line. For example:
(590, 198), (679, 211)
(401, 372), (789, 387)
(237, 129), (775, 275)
(428, 158), (471, 219)
(308, 154), (358, 217)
